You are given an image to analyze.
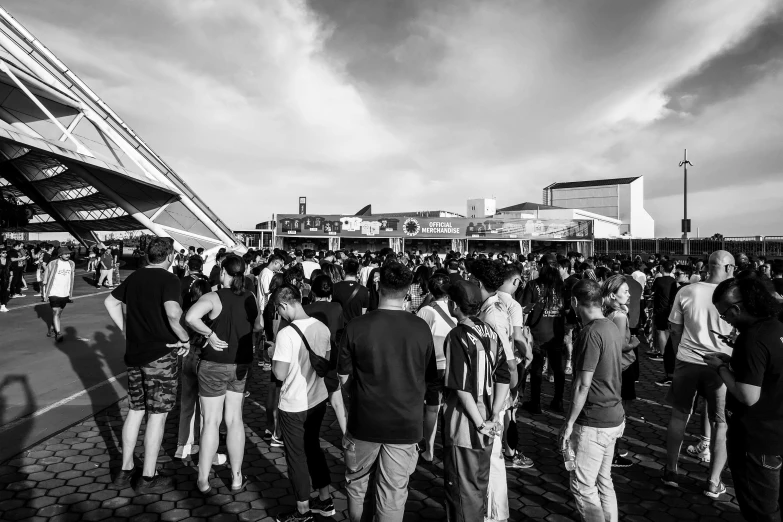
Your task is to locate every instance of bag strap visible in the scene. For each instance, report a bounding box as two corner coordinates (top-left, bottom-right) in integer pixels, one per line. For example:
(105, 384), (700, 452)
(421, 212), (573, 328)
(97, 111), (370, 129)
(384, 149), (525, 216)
(345, 284), (361, 305)
(525, 283), (545, 329)
(288, 322), (314, 355)
(429, 302), (457, 328)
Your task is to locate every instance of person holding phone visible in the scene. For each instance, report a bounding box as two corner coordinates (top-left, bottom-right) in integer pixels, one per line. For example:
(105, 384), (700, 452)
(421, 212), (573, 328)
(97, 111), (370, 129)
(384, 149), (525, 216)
(704, 277), (783, 521)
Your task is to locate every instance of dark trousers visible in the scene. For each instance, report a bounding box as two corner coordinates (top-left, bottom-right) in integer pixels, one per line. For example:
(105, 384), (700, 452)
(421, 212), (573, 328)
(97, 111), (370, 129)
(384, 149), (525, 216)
(729, 435), (782, 522)
(0, 283), (9, 306)
(444, 445), (492, 522)
(529, 344), (566, 405)
(278, 400), (331, 502)
(10, 267), (23, 295)
(663, 336), (675, 376)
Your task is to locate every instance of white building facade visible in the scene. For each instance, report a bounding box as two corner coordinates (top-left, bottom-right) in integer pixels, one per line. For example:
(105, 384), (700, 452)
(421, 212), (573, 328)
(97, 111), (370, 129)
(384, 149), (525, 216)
(543, 176), (654, 237)
(467, 198), (497, 219)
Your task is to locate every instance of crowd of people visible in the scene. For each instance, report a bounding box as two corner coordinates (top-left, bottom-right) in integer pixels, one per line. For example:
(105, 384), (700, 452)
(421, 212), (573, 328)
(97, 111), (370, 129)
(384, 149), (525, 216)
(18, 235), (774, 522)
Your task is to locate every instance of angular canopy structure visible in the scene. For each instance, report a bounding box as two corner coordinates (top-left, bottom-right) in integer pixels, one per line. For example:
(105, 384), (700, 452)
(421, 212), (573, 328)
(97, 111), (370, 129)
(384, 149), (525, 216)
(0, 7), (241, 250)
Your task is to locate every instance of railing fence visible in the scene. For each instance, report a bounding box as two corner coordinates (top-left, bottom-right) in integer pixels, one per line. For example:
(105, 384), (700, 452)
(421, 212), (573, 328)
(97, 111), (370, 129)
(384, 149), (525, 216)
(594, 236), (779, 258)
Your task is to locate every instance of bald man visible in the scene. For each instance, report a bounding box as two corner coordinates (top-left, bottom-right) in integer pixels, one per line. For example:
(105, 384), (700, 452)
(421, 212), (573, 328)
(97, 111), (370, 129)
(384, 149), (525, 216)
(661, 251), (736, 498)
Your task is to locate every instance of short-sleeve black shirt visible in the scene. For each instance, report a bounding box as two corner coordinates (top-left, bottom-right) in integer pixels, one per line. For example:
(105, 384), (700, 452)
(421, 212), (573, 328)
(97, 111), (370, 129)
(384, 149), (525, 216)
(112, 267), (182, 367)
(728, 318), (783, 454)
(332, 281), (369, 323)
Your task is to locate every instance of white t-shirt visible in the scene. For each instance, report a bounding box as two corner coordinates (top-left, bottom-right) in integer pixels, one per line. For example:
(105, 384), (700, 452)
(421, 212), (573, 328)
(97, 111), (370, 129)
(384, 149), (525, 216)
(273, 317), (330, 413)
(416, 300), (455, 370)
(359, 265), (374, 288)
(631, 270), (647, 289)
(479, 294), (514, 362)
(49, 260), (72, 298)
(301, 260), (320, 280)
(668, 282), (733, 365)
(258, 267), (275, 308)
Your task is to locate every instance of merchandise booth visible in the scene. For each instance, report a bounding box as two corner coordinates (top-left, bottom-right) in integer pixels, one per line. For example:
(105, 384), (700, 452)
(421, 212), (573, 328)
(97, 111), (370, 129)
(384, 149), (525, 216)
(275, 214), (594, 257)
(233, 229), (273, 250)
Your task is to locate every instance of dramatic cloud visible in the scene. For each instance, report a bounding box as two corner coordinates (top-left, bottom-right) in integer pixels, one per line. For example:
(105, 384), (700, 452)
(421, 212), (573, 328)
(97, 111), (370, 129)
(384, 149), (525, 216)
(6, 0), (783, 236)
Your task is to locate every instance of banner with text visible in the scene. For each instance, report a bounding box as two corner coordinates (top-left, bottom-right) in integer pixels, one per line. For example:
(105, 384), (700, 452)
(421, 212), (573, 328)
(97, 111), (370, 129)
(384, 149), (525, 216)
(276, 215), (592, 240)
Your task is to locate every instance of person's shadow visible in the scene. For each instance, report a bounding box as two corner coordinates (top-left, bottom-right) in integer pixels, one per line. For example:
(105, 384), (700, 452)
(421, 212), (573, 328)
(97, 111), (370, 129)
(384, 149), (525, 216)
(33, 303), (53, 334)
(0, 375), (37, 502)
(56, 326), (125, 464)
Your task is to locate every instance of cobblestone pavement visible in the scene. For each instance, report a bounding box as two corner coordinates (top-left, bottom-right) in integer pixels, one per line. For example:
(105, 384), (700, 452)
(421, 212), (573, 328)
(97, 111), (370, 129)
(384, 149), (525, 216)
(0, 352), (745, 521)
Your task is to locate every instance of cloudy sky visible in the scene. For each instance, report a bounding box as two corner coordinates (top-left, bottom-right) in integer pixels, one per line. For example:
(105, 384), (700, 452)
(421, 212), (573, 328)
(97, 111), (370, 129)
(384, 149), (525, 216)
(7, 0), (783, 237)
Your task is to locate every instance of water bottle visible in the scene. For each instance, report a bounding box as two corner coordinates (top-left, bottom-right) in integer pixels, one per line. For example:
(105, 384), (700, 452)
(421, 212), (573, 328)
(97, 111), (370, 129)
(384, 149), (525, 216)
(563, 446), (576, 471)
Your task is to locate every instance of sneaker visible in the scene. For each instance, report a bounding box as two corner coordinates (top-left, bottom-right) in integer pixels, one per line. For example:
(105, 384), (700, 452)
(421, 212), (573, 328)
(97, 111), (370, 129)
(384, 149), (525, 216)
(648, 355), (664, 363)
(686, 440), (711, 463)
(661, 469), (679, 488)
(612, 455), (633, 468)
(263, 429), (273, 442)
(244, 391), (250, 398)
(309, 496), (336, 516)
(270, 435), (285, 447)
(55, 333), (64, 343)
(46, 329), (54, 338)
(0, 305), (8, 313)
(11, 294), (23, 298)
(175, 444), (199, 459)
(112, 467), (136, 488)
(564, 362), (573, 375)
(548, 372), (555, 383)
(655, 377), (672, 387)
(504, 452), (534, 469)
(275, 509), (314, 522)
(617, 448), (628, 457)
(704, 480), (726, 499)
(522, 401), (542, 415)
(136, 474), (174, 494)
(33, 293), (42, 297)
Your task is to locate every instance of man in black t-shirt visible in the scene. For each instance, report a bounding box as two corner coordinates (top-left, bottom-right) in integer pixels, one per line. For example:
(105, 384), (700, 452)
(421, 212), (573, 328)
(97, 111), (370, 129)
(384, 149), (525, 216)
(706, 278), (783, 518)
(332, 258), (368, 323)
(180, 255), (208, 311)
(104, 237), (191, 494)
(338, 262), (438, 522)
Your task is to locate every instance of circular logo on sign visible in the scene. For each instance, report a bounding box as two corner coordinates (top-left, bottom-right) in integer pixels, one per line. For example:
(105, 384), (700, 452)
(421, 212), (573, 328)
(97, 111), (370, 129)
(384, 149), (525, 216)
(403, 218), (421, 236)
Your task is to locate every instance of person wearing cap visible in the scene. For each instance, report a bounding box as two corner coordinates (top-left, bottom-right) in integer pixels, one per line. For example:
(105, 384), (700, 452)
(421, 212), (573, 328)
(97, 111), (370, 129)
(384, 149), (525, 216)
(443, 279), (510, 522)
(42, 246), (76, 342)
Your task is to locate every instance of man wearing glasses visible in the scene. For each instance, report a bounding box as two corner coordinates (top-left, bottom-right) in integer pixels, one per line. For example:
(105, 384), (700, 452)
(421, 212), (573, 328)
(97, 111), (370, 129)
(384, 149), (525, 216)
(704, 278), (783, 522)
(662, 250), (735, 498)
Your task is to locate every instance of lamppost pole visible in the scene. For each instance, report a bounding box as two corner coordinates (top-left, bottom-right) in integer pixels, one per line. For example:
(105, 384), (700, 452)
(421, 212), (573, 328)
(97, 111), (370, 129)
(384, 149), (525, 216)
(679, 149), (693, 254)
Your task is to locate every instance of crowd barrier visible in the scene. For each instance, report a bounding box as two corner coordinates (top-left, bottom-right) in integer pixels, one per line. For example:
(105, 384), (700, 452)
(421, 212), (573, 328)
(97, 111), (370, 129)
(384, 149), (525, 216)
(593, 236), (783, 259)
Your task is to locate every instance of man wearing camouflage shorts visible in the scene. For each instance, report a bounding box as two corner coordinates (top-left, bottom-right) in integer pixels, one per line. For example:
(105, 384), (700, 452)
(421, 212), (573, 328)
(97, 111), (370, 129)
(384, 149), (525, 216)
(105, 237), (191, 494)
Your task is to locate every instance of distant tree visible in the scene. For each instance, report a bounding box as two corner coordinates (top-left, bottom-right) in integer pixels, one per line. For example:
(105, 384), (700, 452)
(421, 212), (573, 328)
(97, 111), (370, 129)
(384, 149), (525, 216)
(710, 233), (724, 241)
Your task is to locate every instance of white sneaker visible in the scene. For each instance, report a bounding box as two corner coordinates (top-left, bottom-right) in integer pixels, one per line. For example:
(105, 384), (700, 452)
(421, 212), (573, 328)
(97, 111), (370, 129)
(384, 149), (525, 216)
(175, 443), (199, 459)
(0, 305), (8, 313)
(686, 439), (711, 463)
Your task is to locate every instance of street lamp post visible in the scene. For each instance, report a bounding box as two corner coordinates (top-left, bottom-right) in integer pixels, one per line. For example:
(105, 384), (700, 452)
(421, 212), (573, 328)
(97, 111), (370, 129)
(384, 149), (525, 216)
(679, 149), (693, 255)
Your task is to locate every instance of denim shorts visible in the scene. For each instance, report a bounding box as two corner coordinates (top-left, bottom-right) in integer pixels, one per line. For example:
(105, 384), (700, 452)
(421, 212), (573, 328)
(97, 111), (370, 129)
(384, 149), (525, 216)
(198, 360), (250, 397)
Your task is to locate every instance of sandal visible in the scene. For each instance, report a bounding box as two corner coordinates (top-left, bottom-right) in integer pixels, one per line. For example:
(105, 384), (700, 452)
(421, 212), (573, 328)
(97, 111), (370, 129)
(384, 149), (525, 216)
(230, 474), (250, 494)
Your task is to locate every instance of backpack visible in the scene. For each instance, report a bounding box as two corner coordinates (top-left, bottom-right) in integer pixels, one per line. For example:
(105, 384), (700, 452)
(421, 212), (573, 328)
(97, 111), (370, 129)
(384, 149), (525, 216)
(288, 322), (331, 378)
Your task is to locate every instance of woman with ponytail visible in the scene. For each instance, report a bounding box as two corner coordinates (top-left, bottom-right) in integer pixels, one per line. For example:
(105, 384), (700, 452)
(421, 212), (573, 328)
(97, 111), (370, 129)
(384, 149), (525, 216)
(601, 274), (640, 468)
(186, 254), (264, 495)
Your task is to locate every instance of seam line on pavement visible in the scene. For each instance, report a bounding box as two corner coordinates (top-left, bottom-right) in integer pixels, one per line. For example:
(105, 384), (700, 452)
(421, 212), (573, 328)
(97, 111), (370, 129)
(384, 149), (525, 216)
(0, 371), (127, 436)
(3, 289), (113, 311)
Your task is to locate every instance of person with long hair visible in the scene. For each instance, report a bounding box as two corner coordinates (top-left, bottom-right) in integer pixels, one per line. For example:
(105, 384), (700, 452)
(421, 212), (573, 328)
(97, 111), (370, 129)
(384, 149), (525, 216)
(186, 255), (263, 495)
(408, 265), (430, 312)
(601, 274), (640, 468)
(175, 278), (226, 464)
(521, 254), (567, 414)
(320, 263), (344, 285)
(263, 272), (286, 447)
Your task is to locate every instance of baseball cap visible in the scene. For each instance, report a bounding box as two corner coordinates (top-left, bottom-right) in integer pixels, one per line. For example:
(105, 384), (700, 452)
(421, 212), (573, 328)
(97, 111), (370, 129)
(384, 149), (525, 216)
(447, 280), (482, 313)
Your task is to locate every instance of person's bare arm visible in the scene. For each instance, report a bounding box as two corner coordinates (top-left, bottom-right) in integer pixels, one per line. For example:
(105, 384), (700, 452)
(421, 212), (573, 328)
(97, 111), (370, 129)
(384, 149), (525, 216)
(185, 293), (228, 350)
(512, 325), (533, 368)
(558, 369), (594, 449)
(104, 294), (124, 331)
(164, 300), (190, 344)
(273, 361), (290, 382)
(669, 321), (684, 357)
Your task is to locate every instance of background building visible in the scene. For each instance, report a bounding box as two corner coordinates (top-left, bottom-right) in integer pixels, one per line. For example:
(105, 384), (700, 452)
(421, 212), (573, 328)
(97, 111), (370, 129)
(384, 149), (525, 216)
(543, 176), (654, 237)
(467, 198), (497, 218)
(495, 202), (624, 238)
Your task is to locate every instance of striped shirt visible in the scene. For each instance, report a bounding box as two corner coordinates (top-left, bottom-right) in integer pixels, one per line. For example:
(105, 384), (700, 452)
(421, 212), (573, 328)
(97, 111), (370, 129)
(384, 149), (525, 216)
(443, 317), (510, 449)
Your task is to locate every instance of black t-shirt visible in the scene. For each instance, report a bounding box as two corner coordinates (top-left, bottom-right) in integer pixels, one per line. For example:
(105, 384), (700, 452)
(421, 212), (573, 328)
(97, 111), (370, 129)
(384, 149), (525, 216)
(626, 277), (642, 329)
(728, 318), (783, 454)
(304, 301), (345, 359)
(208, 265), (221, 288)
(652, 275), (677, 317)
(332, 281), (369, 323)
(180, 273), (207, 311)
(338, 310), (437, 444)
(448, 272), (463, 285)
(112, 267), (181, 367)
(521, 279), (565, 347)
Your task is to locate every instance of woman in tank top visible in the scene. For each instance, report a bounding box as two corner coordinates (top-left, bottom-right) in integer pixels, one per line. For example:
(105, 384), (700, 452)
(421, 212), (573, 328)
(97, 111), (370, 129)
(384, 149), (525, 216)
(186, 254), (263, 495)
